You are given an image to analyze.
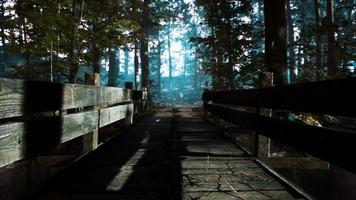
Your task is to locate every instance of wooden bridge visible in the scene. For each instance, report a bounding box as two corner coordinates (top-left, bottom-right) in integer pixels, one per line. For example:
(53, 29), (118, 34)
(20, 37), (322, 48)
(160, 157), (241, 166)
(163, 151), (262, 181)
(1, 77), (356, 200)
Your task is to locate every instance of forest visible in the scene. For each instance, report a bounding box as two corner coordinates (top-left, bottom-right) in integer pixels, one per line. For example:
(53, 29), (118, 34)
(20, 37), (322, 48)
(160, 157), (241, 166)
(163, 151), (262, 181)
(0, 0), (355, 105)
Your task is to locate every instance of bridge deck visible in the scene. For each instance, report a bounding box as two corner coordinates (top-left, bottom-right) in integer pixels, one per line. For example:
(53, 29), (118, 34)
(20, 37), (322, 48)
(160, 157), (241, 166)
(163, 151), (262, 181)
(36, 107), (301, 200)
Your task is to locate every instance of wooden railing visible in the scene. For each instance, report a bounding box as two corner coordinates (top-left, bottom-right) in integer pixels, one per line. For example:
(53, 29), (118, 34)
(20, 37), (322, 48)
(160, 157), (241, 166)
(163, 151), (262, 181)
(203, 78), (356, 174)
(0, 78), (147, 168)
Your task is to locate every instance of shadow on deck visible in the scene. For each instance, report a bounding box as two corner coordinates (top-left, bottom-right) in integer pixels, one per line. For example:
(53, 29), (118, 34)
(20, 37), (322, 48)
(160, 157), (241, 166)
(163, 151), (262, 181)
(35, 107), (302, 200)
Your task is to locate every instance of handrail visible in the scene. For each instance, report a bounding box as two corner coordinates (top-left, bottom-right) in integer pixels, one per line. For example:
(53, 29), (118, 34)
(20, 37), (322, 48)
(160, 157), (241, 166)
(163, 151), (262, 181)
(0, 78), (146, 167)
(203, 78), (356, 117)
(203, 78), (356, 174)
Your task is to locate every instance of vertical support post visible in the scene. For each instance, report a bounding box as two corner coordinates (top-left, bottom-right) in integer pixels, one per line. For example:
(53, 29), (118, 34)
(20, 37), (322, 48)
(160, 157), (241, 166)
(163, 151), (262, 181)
(83, 75), (100, 153)
(125, 82), (134, 126)
(142, 87), (148, 111)
(257, 72), (273, 159)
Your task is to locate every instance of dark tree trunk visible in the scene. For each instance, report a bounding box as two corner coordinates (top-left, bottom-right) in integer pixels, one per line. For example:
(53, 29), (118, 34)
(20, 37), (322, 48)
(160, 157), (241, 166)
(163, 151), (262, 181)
(314, 0), (322, 80)
(108, 48), (120, 87)
(227, 11), (235, 90)
(157, 38), (162, 97)
(300, 0), (310, 80)
(92, 27), (101, 88)
(124, 48), (129, 78)
(0, 0), (8, 73)
(264, 0), (287, 86)
(286, 0), (296, 83)
(22, 18), (30, 79)
(167, 21), (173, 89)
(134, 41), (139, 90)
(140, 0), (150, 90)
(326, 0), (337, 77)
(69, 0), (80, 83)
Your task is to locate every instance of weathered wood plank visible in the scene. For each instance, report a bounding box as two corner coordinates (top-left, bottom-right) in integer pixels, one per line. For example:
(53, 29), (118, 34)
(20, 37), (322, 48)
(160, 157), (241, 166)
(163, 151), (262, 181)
(0, 78), (99, 119)
(99, 104), (134, 128)
(99, 87), (132, 106)
(61, 111), (99, 143)
(0, 79), (25, 119)
(62, 84), (99, 110)
(0, 122), (25, 167)
(0, 111), (98, 167)
(0, 78), (134, 120)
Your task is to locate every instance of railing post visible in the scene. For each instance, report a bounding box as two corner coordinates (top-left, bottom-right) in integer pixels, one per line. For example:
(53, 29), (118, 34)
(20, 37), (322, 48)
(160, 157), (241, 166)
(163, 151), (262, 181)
(83, 81), (100, 153)
(256, 72), (273, 159)
(125, 82), (134, 125)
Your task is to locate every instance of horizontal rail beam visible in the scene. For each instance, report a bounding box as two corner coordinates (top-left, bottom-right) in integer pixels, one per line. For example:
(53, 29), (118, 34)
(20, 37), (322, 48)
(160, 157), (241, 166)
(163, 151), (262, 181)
(0, 78), (133, 119)
(205, 103), (356, 174)
(203, 78), (356, 117)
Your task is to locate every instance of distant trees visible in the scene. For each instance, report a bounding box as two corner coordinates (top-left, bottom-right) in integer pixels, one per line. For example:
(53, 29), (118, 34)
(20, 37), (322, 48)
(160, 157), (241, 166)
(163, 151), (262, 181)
(0, 0), (140, 84)
(0, 0), (354, 95)
(192, 0), (254, 90)
(192, 0), (355, 90)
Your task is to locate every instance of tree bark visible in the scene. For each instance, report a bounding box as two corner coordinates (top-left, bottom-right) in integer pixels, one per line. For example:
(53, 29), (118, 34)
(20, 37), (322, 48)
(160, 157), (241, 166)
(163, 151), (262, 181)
(124, 48), (129, 78)
(264, 0), (287, 86)
(167, 20), (173, 89)
(226, 9), (235, 90)
(140, 0), (150, 90)
(0, 0), (8, 73)
(286, 0), (296, 83)
(314, 0), (322, 80)
(134, 41), (139, 90)
(157, 38), (162, 97)
(326, 0), (337, 77)
(108, 48), (120, 86)
(69, 0), (80, 83)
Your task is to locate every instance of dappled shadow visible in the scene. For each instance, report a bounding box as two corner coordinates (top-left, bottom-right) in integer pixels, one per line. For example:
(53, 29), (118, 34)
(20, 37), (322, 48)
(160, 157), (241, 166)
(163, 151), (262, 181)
(35, 110), (176, 200)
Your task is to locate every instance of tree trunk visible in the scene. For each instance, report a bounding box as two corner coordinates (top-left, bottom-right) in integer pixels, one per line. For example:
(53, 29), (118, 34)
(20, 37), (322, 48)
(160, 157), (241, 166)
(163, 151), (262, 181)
(92, 43), (101, 86)
(227, 12), (235, 90)
(69, 0), (80, 83)
(0, 0), (8, 73)
(157, 38), (162, 97)
(300, 0), (311, 81)
(22, 18), (30, 79)
(108, 48), (120, 86)
(286, 0), (296, 83)
(167, 21), (173, 89)
(264, 0), (287, 86)
(134, 41), (139, 90)
(140, 0), (150, 90)
(124, 48), (129, 78)
(326, 0), (337, 77)
(314, 0), (322, 80)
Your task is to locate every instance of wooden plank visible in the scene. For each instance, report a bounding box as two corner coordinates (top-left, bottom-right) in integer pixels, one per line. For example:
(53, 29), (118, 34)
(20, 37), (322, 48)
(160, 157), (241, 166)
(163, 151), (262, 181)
(0, 78), (99, 119)
(0, 78), (25, 119)
(0, 111), (98, 167)
(0, 122), (25, 167)
(100, 87), (132, 106)
(61, 111), (98, 143)
(203, 78), (356, 117)
(0, 78), (137, 119)
(99, 104), (134, 128)
(62, 84), (99, 110)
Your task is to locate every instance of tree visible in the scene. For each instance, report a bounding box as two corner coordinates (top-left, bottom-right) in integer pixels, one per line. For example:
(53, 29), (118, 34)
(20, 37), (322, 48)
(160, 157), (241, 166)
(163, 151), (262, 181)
(264, 0), (287, 86)
(326, 0), (337, 77)
(314, 0), (322, 80)
(140, 0), (150, 90)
